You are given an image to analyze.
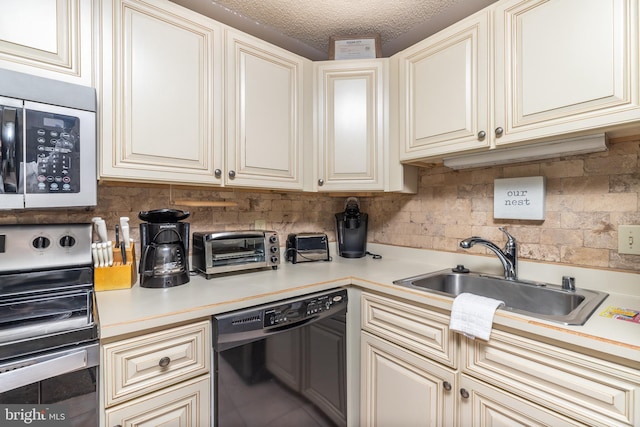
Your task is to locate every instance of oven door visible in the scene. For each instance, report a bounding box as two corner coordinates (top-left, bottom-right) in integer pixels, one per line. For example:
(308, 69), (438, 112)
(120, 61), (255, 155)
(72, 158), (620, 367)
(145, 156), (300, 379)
(0, 342), (99, 426)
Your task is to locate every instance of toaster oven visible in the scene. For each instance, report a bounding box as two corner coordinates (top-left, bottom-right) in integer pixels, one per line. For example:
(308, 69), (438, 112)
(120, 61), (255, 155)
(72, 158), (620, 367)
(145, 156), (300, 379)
(192, 230), (280, 279)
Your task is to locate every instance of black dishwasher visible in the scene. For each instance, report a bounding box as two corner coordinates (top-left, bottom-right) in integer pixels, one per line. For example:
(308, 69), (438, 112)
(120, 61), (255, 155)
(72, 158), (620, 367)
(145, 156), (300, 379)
(212, 288), (347, 427)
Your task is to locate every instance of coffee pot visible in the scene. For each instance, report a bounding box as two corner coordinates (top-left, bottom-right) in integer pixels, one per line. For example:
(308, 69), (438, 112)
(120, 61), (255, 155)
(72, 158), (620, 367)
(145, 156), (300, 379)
(335, 197), (368, 258)
(139, 209), (190, 288)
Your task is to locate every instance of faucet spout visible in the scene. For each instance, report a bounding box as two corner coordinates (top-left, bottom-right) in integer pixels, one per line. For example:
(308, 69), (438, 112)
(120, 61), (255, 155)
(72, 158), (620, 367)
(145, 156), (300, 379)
(460, 227), (518, 280)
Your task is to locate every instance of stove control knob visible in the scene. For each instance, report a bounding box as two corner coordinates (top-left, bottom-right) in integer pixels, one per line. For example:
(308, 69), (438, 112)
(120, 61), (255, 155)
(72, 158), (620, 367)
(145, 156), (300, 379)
(32, 236), (51, 249)
(269, 235), (278, 244)
(59, 235), (76, 248)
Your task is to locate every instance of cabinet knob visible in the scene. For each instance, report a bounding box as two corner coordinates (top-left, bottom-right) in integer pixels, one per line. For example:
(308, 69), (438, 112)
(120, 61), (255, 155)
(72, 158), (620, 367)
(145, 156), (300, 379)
(228, 170), (236, 179)
(214, 169), (222, 178)
(318, 179), (324, 186)
(443, 381), (452, 391)
(495, 127), (504, 136)
(477, 131), (486, 139)
(460, 388), (470, 399)
(159, 356), (171, 368)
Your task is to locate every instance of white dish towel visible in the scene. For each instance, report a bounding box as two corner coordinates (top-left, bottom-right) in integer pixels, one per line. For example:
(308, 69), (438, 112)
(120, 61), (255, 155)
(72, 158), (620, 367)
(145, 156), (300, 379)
(449, 293), (505, 341)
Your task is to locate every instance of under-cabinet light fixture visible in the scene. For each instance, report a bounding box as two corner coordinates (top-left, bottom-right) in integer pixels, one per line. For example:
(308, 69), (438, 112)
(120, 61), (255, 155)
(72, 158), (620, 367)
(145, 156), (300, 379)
(442, 133), (607, 170)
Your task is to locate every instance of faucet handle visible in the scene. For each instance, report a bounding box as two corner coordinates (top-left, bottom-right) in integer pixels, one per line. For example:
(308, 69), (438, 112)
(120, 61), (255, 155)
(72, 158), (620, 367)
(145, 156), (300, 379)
(498, 227), (517, 253)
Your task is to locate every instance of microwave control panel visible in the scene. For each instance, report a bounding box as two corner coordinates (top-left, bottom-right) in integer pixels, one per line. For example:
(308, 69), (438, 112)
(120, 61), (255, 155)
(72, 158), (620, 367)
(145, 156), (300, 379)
(25, 110), (81, 194)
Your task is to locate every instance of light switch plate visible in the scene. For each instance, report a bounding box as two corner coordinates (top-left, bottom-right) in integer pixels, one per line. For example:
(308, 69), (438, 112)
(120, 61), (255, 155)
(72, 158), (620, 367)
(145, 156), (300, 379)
(618, 225), (640, 255)
(254, 219), (266, 230)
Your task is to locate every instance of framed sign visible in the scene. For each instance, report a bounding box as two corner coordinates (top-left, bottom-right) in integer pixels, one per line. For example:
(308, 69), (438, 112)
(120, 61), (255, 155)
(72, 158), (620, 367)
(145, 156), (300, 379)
(494, 176), (546, 220)
(329, 35), (382, 60)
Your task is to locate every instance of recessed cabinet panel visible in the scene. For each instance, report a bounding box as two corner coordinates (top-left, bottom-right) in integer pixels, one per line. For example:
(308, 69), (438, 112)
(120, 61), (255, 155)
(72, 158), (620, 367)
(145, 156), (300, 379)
(331, 78), (370, 176)
(398, 10), (489, 160)
(226, 30), (306, 190)
(0, 0), (93, 85)
(100, 0), (223, 184)
(126, 12), (203, 165)
(494, 0), (640, 144)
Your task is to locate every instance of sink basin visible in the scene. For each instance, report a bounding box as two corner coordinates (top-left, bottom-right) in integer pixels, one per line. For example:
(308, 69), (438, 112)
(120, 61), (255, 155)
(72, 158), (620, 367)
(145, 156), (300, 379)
(393, 269), (609, 325)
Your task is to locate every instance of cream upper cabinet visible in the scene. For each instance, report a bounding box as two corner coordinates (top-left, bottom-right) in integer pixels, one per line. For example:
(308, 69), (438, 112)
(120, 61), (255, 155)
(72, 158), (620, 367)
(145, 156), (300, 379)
(99, 0), (224, 185)
(397, 9), (490, 162)
(493, 0), (640, 146)
(0, 0), (94, 86)
(224, 29), (310, 190)
(314, 59), (417, 192)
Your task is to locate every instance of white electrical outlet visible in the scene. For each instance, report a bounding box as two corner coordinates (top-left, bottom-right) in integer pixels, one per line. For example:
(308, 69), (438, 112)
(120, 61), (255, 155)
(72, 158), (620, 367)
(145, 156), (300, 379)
(618, 225), (640, 255)
(254, 219), (266, 230)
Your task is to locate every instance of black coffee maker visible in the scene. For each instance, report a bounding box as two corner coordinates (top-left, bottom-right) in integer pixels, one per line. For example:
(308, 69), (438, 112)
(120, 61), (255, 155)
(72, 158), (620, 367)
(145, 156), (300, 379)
(335, 197), (368, 258)
(139, 209), (190, 288)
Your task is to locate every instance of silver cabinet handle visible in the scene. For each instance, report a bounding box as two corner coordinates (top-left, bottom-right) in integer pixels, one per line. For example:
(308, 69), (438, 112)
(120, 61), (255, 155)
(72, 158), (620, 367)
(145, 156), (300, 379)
(228, 170), (236, 179)
(443, 381), (452, 391)
(495, 127), (504, 136)
(159, 356), (171, 368)
(477, 131), (486, 139)
(214, 169), (222, 178)
(460, 388), (470, 399)
(318, 179), (324, 186)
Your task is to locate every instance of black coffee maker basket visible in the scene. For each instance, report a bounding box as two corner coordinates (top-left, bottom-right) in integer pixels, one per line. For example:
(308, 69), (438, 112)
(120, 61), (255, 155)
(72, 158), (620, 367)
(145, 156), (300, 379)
(335, 197), (368, 258)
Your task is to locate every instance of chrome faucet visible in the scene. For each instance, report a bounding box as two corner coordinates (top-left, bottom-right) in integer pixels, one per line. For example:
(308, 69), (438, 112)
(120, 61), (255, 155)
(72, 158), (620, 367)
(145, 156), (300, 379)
(460, 227), (518, 280)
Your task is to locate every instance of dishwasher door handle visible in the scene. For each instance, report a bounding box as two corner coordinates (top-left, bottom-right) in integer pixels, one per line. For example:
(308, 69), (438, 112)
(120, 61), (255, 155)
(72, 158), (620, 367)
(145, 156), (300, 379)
(0, 349), (88, 393)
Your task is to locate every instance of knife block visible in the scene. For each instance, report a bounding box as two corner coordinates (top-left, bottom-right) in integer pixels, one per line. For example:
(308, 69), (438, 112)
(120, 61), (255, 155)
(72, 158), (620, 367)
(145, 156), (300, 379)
(95, 243), (137, 291)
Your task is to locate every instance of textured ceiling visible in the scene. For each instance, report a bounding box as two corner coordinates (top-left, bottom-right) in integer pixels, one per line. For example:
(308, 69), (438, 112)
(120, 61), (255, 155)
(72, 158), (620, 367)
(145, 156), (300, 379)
(170, 0), (497, 60)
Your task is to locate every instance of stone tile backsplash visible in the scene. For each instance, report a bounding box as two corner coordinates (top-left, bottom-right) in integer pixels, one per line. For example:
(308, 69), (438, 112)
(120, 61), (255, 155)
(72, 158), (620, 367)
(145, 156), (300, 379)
(2, 138), (638, 273)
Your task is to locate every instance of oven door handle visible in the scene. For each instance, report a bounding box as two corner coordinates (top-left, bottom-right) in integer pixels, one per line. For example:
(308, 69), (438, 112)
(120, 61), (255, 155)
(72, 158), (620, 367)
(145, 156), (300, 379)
(0, 349), (90, 393)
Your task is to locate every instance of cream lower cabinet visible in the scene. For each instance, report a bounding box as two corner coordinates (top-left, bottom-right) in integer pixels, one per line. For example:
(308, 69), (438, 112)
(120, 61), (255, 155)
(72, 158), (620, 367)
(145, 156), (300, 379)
(224, 29), (310, 190)
(0, 0), (94, 86)
(101, 320), (211, 427)
(361, 292), (640, 427)
(99, 0), (224, 185)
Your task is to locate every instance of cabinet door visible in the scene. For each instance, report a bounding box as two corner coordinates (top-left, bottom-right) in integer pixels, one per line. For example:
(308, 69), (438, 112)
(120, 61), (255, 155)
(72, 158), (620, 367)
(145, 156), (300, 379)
(459, 375), (589, 427)
(361, 331), (455, 427)
(315, 60), (387, 191)
(225, 29), (309, 190)
(397, 9), (489, 161)
(493, 0), (640, 145)
(0, 0), (93, 86)
(105, 375), (210, 427)
(100, 0), (223, 185)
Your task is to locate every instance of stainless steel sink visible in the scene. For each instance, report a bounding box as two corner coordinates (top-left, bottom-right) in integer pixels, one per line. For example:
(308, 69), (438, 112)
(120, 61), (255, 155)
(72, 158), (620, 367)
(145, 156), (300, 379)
(393, 269), (609, 325)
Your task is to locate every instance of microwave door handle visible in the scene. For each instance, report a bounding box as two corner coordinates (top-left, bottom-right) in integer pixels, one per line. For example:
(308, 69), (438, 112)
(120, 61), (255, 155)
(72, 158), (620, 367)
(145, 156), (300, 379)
(0, 349), (88, 393)
(1, 108), (16, 168)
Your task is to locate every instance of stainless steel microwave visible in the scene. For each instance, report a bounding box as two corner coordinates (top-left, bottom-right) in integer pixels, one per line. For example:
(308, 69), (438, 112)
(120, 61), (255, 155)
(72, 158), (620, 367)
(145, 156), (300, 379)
(0, 69), (96, 210)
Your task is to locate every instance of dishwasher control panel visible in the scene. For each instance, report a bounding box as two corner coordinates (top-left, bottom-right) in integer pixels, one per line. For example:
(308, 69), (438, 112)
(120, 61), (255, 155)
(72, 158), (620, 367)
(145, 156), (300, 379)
(264, 288), (347, 328)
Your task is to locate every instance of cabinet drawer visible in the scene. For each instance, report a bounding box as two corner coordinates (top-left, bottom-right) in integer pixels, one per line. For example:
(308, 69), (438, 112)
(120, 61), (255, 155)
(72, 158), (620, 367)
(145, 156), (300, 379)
(462, 330), (640, 427)
(361, 292), (456, 368)
(103, 320), (211, 407)
(105, 375), (210, 426)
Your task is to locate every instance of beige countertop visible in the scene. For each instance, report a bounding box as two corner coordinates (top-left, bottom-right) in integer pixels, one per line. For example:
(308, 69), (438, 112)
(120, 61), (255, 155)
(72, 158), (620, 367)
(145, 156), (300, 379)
(95, 243), (640, 365)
